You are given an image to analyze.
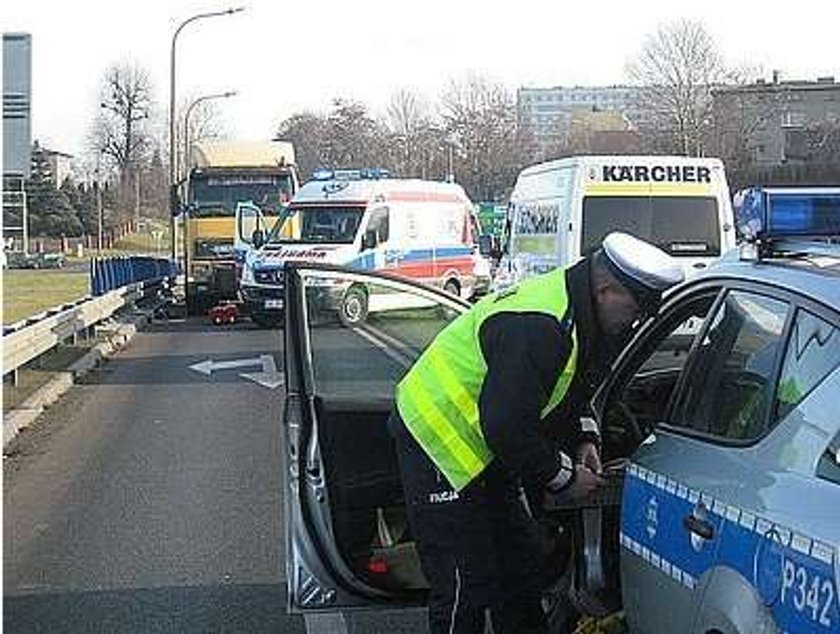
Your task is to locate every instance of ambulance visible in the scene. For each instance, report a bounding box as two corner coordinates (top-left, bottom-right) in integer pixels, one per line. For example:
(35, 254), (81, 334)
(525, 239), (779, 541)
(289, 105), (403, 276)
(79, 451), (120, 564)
(493, 155), (736, 289)
(236, 169), (492, 326)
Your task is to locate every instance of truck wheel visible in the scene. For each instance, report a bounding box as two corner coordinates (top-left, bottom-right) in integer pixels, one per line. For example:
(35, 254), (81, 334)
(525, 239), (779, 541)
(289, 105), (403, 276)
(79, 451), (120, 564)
(443, 279), (460, 298)
(339, 285), (368, 327)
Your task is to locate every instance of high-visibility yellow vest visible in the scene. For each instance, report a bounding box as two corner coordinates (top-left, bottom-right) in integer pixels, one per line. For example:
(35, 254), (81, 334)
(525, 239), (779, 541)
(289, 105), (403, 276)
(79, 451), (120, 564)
(396, 268), (578, 491)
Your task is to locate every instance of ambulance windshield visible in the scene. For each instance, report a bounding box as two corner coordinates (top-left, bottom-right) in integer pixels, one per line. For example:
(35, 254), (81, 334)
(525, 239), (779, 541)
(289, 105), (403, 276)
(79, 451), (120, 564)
(581, 196), (721, 256)
(268, 205), (365, 244)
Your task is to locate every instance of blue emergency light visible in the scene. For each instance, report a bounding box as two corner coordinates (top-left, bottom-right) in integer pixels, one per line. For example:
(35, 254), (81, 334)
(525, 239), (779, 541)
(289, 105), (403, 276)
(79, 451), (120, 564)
(310, 168), (391, 182)
(735, 187), (840, 242)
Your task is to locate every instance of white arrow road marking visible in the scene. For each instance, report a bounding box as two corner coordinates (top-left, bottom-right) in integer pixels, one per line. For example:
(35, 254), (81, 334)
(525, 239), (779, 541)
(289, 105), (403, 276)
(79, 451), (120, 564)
(189, 355), (284, 389)
(240, 354), (285, 390)
(189, 357), (265, 375)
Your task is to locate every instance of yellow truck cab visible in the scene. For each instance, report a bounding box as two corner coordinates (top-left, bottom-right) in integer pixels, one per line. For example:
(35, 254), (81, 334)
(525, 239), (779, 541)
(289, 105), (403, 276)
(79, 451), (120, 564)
(184, 140), (299, 314)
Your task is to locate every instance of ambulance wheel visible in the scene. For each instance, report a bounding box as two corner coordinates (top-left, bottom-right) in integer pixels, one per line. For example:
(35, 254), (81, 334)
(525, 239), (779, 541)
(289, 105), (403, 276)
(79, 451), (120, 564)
(339, 285), (368, 327)
(443, 278), (460, 298)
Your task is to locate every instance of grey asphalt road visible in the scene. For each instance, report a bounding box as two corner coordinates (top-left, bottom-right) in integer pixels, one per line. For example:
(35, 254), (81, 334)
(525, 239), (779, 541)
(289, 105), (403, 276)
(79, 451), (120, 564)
(3, 316), (427, 633)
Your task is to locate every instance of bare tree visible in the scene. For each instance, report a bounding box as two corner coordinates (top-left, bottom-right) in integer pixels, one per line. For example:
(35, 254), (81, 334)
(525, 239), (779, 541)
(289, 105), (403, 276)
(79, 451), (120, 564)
(275, 111), (329, 180)
(627, 19), (726, 156)
(97, 63), (154, 176)
(93, 63), (155, 225)
(439, 75), (520, 201)
(385, 88), (434, 177)
(323, 99), (388, 169)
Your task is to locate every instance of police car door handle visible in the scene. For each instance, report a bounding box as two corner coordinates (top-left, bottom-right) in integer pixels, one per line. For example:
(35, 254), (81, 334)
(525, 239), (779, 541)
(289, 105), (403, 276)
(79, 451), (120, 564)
(683, 514), (715, 540)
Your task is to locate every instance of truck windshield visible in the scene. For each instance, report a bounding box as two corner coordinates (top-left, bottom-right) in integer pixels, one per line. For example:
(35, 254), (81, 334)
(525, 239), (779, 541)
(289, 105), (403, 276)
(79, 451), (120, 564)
(581, 196), (721, 256)
(189, 173), (294, 217)
(268, 205), (365, 244)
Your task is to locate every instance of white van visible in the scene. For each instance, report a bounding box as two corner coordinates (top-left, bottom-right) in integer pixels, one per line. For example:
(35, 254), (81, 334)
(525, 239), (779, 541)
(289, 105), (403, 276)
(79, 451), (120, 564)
(493, 155), (736, 289)
(236, 170), (492, 326)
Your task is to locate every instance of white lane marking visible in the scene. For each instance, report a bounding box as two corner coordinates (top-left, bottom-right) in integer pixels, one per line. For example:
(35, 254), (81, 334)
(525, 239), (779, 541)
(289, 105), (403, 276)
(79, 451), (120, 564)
(352, 325), (413, 370)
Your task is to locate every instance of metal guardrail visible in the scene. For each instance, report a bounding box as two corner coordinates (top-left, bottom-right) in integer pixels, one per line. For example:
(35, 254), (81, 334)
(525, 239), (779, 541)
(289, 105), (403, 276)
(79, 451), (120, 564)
(2, 284), (145, 379)
(3, 255), (177, 381)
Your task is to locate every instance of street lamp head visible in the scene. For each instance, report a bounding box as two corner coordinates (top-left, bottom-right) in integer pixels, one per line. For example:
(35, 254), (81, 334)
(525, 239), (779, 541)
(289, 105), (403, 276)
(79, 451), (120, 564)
(228, 6), (246, 14)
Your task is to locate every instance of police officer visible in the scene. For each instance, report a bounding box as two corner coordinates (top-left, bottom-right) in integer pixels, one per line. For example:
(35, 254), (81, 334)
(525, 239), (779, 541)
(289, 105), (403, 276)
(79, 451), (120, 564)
(390, 232), (683, 634)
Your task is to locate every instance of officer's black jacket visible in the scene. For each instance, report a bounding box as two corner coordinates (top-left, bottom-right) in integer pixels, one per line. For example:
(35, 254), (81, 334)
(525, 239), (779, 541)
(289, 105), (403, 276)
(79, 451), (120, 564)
(477, 257), (624, 489)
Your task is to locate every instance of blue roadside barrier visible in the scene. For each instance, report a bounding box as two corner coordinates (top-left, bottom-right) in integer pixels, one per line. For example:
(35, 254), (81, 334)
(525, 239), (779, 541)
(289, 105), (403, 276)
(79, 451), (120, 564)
(90, 256), (178, 296)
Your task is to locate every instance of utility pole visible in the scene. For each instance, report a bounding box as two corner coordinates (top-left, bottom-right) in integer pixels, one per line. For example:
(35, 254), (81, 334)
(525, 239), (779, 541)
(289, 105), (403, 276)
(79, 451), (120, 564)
(96, 181), (103, 253)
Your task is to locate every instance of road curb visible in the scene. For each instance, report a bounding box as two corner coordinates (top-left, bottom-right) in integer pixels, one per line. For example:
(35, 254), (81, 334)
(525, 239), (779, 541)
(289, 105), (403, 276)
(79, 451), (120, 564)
(3, 316), (143, 449)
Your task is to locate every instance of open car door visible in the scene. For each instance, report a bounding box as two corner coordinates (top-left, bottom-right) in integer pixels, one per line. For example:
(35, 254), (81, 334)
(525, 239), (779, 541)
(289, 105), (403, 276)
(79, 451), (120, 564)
(234, 202), (264, 285)
(282, 262), (468, 613)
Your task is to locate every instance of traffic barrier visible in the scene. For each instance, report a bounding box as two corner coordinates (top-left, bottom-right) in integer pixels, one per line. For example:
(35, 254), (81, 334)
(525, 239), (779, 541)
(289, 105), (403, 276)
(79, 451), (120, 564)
(4, 256), (179, 384)
(90, 256), (177, 296)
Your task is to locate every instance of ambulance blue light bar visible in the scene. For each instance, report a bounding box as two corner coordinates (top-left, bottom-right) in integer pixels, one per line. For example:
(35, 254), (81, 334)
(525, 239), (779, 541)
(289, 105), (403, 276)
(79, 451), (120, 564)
(311, 168), (391, 181)
(735, 187), (840, 241)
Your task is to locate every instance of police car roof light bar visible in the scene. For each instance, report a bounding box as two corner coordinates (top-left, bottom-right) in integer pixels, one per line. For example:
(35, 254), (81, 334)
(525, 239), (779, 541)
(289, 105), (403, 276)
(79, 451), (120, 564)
(734, 187), (840, 259)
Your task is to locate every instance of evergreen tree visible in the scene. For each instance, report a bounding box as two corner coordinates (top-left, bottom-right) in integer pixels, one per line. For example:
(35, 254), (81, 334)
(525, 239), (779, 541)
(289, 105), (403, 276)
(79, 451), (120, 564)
(25, 142), (84, 237)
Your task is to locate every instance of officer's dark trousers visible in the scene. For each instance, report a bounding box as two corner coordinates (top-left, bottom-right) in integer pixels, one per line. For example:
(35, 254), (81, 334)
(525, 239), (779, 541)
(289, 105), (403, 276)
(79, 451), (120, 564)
(391, 411), (547, 634)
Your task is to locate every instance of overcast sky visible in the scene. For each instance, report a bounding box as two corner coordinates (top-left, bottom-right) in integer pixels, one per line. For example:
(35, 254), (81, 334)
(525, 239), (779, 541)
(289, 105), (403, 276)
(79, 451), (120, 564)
(3, 0), (838, 160)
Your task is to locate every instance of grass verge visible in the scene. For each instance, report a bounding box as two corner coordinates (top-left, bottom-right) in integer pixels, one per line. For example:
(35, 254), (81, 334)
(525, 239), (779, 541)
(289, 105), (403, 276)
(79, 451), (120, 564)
(2, 269), (90, 325)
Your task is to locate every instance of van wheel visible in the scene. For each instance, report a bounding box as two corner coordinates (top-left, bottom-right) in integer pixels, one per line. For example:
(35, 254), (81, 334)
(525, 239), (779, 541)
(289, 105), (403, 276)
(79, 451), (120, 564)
(339, 285), (368, 327)
(443, 279), (460, 298)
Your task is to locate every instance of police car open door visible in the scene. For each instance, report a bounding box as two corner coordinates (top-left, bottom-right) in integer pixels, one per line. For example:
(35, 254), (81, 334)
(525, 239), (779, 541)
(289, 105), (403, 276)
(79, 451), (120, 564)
(282, 262), (468, 612)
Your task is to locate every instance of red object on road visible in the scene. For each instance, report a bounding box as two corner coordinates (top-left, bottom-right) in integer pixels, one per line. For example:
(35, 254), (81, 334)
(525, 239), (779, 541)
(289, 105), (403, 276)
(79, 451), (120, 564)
(208, 303), (239, 325)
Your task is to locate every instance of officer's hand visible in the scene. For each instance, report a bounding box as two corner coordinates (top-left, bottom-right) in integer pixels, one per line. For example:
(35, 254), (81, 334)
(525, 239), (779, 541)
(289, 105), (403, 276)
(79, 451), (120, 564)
(576, 441), (602, 475)
(544, 465), (606, 509)
(567, 465), (606, 500)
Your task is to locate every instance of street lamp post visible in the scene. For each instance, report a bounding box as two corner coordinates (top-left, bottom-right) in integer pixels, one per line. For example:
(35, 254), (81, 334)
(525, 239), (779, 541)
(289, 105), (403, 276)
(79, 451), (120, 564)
(182, 90), (237, 305)
(183, 91), (237, 176)
(168, 6), (244, 263)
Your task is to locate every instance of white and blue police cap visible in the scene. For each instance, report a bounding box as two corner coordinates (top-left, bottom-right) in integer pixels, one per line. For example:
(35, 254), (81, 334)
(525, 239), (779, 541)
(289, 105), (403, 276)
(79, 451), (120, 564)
(601, 232), (684, 312)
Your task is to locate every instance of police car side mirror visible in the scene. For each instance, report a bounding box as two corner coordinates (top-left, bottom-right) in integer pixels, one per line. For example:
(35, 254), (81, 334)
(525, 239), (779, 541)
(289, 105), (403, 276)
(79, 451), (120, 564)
(362, 229), (378, 251)
(252, 229), (266, 249)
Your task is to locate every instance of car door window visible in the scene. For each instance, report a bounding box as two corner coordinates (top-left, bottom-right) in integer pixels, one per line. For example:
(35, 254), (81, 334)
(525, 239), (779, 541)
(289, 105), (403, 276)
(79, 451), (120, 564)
(598, 291), (718, 454)
(672, 290), (790, 442)
(775, 308), (840, 421)
(302, 270), (463, 400)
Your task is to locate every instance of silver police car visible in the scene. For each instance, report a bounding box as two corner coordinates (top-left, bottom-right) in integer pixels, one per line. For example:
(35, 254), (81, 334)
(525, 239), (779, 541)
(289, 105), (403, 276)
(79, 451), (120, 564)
(279, 187), (840, 633)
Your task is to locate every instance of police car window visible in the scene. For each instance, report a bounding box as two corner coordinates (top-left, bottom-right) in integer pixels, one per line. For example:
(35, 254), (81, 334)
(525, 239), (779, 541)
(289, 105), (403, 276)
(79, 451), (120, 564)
(599, 291), (718, 453)
(775, 309), (840, 421)
(672, 291), (789, 442)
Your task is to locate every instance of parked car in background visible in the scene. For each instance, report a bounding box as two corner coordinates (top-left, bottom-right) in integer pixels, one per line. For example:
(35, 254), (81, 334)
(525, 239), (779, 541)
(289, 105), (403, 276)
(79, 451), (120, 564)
(4, 250), (65, 269)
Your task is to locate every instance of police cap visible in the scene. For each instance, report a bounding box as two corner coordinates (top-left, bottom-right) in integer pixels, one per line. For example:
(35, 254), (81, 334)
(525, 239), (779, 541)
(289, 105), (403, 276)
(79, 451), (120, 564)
(601, 232), (684, 312)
